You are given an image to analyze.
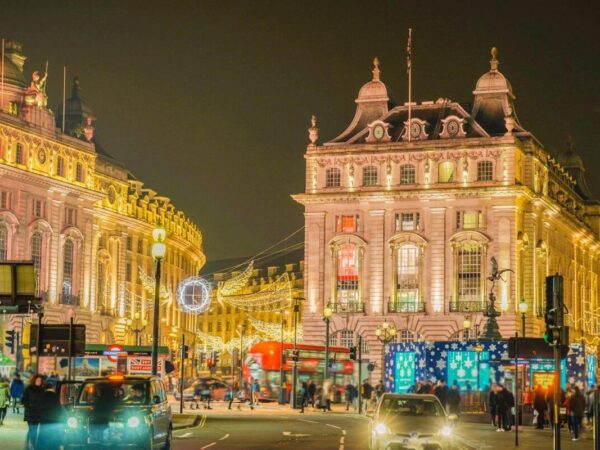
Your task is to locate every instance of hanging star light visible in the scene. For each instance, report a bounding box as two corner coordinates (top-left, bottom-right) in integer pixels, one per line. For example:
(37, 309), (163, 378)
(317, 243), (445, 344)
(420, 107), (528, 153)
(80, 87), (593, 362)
(138, 266), (173, 304)
(218, 272), (292, 311)
(176, 276), (212, 314)
(246, 315), (302, 342)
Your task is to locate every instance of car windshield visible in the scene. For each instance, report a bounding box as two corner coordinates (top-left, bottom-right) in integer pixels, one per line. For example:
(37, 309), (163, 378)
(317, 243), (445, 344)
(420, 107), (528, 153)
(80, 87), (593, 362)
(379, 397), (444, 417)
(77, 380), (150, 406)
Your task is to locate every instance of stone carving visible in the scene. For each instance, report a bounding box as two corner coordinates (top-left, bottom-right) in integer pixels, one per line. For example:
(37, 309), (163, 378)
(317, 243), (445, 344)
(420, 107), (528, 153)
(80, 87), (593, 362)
(24, 62), (49, 108)
(308, 115), (319, 145)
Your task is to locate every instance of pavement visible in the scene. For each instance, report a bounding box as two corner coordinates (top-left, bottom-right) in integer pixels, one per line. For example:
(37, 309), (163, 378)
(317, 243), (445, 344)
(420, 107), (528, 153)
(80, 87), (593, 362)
(0, 402), (596, 449)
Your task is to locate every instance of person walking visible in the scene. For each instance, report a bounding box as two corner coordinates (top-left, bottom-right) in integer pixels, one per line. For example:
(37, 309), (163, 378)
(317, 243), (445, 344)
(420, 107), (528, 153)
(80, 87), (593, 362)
(0, 376), (9, 425)
(228, 380), (239, 410)
(22, 374), (45, 450)
(299, 382), (308, 413)
(10, 373), (24, 414)
(570, 386), (585, 441)
(308, 380), (317, 409)
(495, 384), (511, 432)
(361, 379), (373, 413)
(345, 381), (356, 411)
(38, 383), (63, 450)
(434, 380), (449, 411)
(533, 385), (547, 429)
(447, 382), (461, 416)
(375, 380), (384, 407)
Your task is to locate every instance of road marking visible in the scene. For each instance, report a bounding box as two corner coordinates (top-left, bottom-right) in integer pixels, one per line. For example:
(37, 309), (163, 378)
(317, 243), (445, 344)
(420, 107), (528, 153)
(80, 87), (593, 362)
(326, 423), (341, 430)
(298, 418), (319, 424)
(342, 430), (346, 435)
(176, 432), (192, 438)
(283, 431), (310, 437)
(201, 443), (216, 449)
(340, 436), (345, 444)
(199, 414), (208, 428)
(219, 434), (230, 440)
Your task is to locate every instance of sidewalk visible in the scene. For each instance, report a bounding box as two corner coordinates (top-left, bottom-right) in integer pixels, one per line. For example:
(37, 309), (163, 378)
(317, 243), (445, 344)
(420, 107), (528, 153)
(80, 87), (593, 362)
(0, 410), (27, 450)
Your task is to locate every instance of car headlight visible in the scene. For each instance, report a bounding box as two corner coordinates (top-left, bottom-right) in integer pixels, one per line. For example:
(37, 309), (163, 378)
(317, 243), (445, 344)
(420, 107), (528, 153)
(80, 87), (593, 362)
(374, 422), (390, 435)
(66, 416), (78, 429)
(127, 416), (140, 428)
(440, 425), (452, 437)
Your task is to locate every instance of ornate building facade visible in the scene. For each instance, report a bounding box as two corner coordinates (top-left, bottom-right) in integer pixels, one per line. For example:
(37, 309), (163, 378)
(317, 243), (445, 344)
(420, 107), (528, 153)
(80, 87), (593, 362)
(293, 50), (600, 380)
(0, 41), (205, 363)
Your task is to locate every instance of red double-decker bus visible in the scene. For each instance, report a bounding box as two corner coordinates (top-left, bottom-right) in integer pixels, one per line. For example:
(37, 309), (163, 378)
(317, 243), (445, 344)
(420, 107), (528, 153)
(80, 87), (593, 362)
(243, 341), (354, 401)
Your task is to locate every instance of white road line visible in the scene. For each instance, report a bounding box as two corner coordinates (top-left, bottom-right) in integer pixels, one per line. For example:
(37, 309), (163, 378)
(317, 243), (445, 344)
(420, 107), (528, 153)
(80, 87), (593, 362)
(219, 434), (230, 440)
(342, 430), (347, 435)
(201, 443), (216, 449)
(340, 436), (345, 444)
(176, 432), (192, 438)
(326, 423), (341, 429)
(298, 418), (319, 424)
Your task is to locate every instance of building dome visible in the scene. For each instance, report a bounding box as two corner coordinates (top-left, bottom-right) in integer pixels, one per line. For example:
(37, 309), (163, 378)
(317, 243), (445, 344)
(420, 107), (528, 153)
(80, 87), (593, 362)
(1, 41), (27, 88)
(473, 47), (514, 98)
(356, 57), (389, 103)
(557, 145), (584, 170)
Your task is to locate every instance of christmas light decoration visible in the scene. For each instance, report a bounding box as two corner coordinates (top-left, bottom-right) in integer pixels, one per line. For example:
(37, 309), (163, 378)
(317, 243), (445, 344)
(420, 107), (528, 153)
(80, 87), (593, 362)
(218, 260), (254, 297)
(218, 272), (292, 311)
(138, 266), (173, 304)
(247, 315), (302, 342)
(176, 276), (211, 314)
(195, 330), (260, 354)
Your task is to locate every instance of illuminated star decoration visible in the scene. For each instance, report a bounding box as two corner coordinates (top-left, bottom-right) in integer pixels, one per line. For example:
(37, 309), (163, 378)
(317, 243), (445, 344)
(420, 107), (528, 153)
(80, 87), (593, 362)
(138, 266), (172, 305)
(176, 276), (212, 314)
(247, 315), (302, 342)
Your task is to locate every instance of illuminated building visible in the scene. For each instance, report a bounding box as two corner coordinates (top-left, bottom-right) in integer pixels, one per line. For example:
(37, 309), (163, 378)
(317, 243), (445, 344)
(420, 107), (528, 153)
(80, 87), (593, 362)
(0, 41), (205, 368)
(293, 50), (600, 380)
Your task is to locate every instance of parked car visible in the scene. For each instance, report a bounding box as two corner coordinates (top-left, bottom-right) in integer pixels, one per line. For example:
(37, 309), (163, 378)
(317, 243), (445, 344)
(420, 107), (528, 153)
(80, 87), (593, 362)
(62, 374), (172, 450)
(369, 393), (458, 450)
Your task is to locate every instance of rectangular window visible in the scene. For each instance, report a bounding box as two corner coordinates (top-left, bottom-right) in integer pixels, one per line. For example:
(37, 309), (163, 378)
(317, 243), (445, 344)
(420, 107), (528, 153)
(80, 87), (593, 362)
(399, 165), (416, 185)
(457, 210), (483, 229)
(65, 207), (77, 226)
(337, 244), (359, 306)
(126, 236), (132, 251)
(362, 166), (378, 186)
(326, 168), (341, 188)
(15, 144), (24, 165)
(8, 101), (18, 116)
(395, 212), (420, 231)
(32, 199), (45, 218)
(477, 161), (494, 181)
(126, 263), (132, 282)
(56, 157), (65, 177)
(208, 322), (213, 333)
(335, 215), (360, 233)
(217, 321), (222, 332)
(457, 242), (482, 302)
(75, 163), (84, 182)
(396, 244), (420, 307)
(438, 161), (454, 183)
(0, 191), (10, 210)
(226, 322), (231, 332)
(137, 240), (143, 254)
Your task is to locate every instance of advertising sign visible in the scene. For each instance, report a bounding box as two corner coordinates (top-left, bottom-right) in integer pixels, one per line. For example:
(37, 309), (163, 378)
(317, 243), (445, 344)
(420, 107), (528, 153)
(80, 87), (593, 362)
(128, 357), (162, 374)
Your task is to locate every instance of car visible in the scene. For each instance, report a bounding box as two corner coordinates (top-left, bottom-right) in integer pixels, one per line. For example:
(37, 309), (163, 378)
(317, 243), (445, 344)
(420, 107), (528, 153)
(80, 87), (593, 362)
(62, 374), (172, 450)
(368, 393), (458, 450)
(175, 377), (230, 402)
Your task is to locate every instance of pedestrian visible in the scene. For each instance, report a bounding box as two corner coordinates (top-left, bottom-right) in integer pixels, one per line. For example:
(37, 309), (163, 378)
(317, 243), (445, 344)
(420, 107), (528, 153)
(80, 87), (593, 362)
(434, 380), (449, 411)
(375, 380), (384, 406)
(465, 380), (472, 395)
(299, 382), (308, 413)
(39, 383), (63, 450)
(586, 385), (595, 425)
(191, 381), (201, 410)
(0, 376), (9, 425)
(10, 373), (24, 414)
(361, 379), (373, 413)
(199, 381), (212, 410)
(252, 379), (260, 408)
(345, 380), (356, 411)
(447, 382), (461, 416)
(488, 385), (498, 427)
(533, 385), (547, 429)
(228, 380), (238, 410)
(22, 374), (45, 450)
(308, 380), (317, 408)
(495, 384), (511, 432)
(570, 386), (585, 441)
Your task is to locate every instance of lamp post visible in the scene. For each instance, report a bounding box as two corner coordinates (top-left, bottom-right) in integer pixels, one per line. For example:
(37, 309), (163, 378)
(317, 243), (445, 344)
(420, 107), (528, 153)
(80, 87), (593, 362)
(323, 305), (333, 383)
(151, 226), (166, 376)
(519, 298), (527, 337)
(463, 315), (472, 341)
(278, 311), (289, 405)
(126, 312), (148, 346)
(291, 298), (301, 409)
(375, 320), (397, 383)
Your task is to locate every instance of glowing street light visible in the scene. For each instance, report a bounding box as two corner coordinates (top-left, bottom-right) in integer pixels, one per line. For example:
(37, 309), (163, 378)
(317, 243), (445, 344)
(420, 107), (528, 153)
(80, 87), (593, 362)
(519, 298), (528, 337)
(151, 225), (166, 376)
(323, 305), (333, 383)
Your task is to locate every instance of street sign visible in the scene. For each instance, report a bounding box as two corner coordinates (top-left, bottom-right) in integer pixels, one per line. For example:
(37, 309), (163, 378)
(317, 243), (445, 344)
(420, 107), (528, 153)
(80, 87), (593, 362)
(508, 337), (553, 359)
(30, 324), (86, 356)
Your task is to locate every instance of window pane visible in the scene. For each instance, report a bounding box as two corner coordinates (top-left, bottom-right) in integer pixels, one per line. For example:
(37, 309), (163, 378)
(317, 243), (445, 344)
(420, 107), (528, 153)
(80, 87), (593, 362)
(438, 162), (454, 183)
(400, 165), (416, 184)
(457, 242), (481, 302)
(363, 166), (378, 186)
(326, 168), (341, 188)
(31, 232), (42, 286)
(477, 161), (493, 181)
(337, 244), (359, 304)
(0, 225), (7, 261)
(63, 240), (74, 295)
(397, 244), (419, 304)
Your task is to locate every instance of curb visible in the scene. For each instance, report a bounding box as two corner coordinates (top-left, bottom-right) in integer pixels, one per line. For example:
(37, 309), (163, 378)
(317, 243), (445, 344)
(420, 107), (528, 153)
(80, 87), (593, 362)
(173, 414), (202, 430)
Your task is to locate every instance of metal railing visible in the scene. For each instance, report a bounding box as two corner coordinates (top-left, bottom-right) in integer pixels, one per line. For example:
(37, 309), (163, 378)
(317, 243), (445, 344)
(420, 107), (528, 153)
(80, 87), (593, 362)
(331, 302), (365, 313)
(449, 300), (485, 312)
(388, 301), (425, 313)
(58, 293), (80, 306)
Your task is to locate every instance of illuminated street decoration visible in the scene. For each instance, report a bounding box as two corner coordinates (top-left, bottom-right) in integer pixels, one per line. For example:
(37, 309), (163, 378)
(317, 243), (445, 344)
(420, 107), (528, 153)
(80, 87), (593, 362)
(247, 315), (302, 342)
(218, 261), (254, 297)
(138, 266), (172, 304)
(176, 276), (211, 314)
(196, 330), (260, 354)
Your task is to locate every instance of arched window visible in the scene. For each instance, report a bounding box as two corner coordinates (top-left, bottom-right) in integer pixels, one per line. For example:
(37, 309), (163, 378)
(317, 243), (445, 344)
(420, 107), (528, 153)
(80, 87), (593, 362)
(62, 239), (74, 297)
(454, 241), (483, 310)
(438, 161), (454, 183)
(399, 164), (416, 184)
(331, 241), (364, 313)
(393, 244), (422, 312)
(31, 231), (43, 286)
(75, 162), (84, 182)
(56, 156), (65, 177)
(477, 161), (493, 181)
(0, 224), (7, 261)
(326, 168), (341, 188)
(362, 166), (378, 186)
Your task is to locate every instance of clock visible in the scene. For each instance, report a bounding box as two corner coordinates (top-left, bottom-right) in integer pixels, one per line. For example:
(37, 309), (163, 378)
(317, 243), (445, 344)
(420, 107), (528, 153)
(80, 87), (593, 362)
(37, 148), (46, 164)
(410, 123), (421, 139)
(446, 120), (460, 137)
(373, 125), (385, 140)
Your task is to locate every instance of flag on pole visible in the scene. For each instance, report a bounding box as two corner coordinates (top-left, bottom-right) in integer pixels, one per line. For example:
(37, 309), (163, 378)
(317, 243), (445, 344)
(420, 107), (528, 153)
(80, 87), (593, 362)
(406, 28), (412, 74)
(407, 28), (413, 142)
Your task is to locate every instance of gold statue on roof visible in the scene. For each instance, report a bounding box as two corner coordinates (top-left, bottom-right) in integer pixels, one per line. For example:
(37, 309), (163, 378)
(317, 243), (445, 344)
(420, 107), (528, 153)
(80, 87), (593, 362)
(24, 61), (49, 108)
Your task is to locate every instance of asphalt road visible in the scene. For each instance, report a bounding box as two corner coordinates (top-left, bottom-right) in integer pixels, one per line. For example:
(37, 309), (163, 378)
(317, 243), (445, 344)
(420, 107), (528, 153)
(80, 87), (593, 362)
(172, 412), (369, 450)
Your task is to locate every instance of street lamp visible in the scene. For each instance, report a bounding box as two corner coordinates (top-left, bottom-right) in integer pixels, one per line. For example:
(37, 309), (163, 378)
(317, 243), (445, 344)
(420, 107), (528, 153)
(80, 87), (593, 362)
(463, 315), (472, 341)
(278, 311), (289, 404)
(375, 320), (397, 381)
(151, 226), (166, 376)
(323, 305), (333, 384)
(519, 298), (528, 337)
(126, 312), (148, 346)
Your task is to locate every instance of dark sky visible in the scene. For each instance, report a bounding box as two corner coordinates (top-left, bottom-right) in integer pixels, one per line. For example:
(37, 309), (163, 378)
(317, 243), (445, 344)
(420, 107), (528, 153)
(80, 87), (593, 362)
(3, 1), (600, 260)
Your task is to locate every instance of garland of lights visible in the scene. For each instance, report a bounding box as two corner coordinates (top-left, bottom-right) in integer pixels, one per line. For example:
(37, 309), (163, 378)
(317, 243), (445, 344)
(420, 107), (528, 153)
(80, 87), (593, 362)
(138, 266), (173, 304)
(247, 315), (302, 342)
(176, 276), (212, 314)
(218, 272), (292, 311)
(218, 261), (254, 297)
(195, 330), (260, 354)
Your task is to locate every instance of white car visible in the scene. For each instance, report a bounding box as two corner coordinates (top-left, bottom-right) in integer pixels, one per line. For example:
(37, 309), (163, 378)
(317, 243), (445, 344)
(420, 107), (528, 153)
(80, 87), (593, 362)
(369, 393), (458, 450)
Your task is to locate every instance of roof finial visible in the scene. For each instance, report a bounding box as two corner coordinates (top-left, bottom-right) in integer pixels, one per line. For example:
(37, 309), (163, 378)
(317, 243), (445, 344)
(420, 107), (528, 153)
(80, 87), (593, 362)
(490, 47), (499, 71)
(372, 57), (381, 81)
(308, 114), (319, 145)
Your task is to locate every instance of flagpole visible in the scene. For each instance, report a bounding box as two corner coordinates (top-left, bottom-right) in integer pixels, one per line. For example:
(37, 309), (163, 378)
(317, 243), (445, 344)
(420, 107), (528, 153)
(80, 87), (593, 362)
(407, 28), (412, 142)
(62, 66), (66, 133)
(1, 38), (5, 113)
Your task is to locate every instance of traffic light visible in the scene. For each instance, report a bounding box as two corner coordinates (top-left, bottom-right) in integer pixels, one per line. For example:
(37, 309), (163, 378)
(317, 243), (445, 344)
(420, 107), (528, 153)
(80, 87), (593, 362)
(181, 345), (189, 359)
(5, 330), (16, 354)
(349, 346), (357, 361)
(292, 349), (299, 362)
(544, 275), (564, 346)
(214, 351), (220, 366)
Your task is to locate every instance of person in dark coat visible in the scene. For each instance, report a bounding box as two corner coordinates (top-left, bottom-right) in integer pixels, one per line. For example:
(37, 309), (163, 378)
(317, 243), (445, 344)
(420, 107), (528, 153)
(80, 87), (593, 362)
(22, 374), (45, 450)
(495, 384), (510, 432)
(10, 373), (24, 414)
(308, 380), (317, 408)
(39, 383), (64, 450)
(570, 386), (585, 441)
(361, 380), (373, 413)
(533, 385), (547, 429)
(447, 383), (461, 415)
(434, 380), (449, 410)
(488, 386), (498, 427)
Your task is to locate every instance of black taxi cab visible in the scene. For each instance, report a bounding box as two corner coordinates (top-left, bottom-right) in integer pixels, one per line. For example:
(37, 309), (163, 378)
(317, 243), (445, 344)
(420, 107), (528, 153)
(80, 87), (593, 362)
(62, 374), (172, 450)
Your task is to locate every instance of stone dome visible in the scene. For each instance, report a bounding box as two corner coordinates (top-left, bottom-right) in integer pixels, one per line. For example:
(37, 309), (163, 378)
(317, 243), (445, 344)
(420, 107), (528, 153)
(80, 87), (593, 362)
(473, 47), (514, 98)
(1, 41), (27, 88)
(356, 57), (389, 103)
(557, 146), (584, 170)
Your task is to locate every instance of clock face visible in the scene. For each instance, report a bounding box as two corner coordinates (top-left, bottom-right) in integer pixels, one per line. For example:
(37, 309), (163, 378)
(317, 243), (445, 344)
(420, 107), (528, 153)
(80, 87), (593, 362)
(447, 120), (460, 136)
(373, 125), (385, 140)
(410, 123), (421, 139)
(37, 148), (46, 164)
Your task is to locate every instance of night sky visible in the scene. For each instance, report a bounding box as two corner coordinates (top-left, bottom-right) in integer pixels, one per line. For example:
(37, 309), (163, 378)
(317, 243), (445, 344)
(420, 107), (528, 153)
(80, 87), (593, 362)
(3, 1), (600, 260)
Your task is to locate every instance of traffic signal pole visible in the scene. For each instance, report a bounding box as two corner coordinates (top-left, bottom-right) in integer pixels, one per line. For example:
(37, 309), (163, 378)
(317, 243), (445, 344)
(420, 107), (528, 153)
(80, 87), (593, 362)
(553, 342), (561, 450)
(358, 335), (363, 415)
(180, 334), (185, 414)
